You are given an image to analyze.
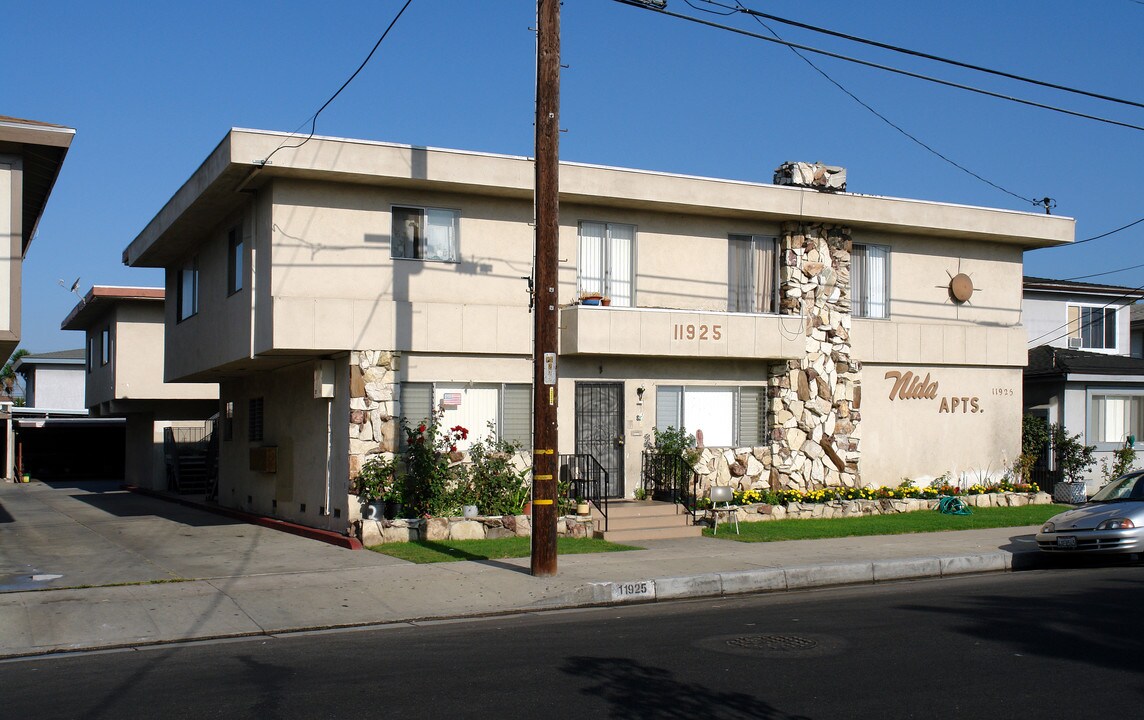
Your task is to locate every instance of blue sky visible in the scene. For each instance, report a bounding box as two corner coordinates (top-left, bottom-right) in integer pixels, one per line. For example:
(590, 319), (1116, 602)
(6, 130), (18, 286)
(7, 0), (1143, 354)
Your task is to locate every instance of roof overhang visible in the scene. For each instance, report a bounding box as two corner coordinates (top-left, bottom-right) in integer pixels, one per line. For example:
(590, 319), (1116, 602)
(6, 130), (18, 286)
(123, 128), (1076, 268)
(61, 285), (164, 331)
(0, 116), (75, 256)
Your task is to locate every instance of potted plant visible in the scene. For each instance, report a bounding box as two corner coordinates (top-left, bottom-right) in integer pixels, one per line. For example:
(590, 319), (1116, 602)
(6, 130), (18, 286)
(576, 497), (591, 516)
(579, 290), (603, 306)
(355, 454), (397, 520)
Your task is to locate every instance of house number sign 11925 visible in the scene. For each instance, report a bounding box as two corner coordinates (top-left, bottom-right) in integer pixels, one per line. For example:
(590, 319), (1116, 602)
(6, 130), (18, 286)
(673, 323), (723, 341)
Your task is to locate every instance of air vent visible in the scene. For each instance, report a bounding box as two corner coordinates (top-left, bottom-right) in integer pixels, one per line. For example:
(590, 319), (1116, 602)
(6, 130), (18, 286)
(1068, 337), (1084, 349)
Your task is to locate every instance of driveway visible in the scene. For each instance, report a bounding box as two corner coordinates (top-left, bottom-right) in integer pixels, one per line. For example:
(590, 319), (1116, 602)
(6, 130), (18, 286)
(0, 480), (402, 593)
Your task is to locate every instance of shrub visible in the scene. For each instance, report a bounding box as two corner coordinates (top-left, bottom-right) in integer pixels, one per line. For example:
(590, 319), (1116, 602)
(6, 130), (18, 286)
(1049, 423), (1096, 483)
(1100, 444), (1138, 484)
(401, 414), (468, 517)
(354, 454), (399, 504)
(456, 427), (530, 516)
(647, 425), (702, 466)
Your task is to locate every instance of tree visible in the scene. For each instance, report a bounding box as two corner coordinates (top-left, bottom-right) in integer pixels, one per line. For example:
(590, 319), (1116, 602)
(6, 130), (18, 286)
(1, 348), (30, 402)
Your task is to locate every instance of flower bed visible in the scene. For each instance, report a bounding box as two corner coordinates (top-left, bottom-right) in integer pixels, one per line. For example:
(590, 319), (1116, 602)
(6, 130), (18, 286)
(702, 490), (1052, 524)
(358, 513), (594, 545)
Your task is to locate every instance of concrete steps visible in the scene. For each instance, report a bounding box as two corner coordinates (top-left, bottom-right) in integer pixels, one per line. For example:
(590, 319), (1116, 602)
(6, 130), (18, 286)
(594, 500), (703, 542)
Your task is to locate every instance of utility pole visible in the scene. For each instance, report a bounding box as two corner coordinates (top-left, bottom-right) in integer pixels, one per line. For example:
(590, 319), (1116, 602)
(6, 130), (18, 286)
(531, 0), (560, 577)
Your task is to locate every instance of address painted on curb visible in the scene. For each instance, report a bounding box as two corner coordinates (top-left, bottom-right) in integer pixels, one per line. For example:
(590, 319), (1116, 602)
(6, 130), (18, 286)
(611, 580), (655, 602)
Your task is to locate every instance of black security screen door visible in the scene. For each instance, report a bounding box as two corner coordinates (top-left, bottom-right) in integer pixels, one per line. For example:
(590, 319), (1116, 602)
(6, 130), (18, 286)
(574, 382), (624, 498)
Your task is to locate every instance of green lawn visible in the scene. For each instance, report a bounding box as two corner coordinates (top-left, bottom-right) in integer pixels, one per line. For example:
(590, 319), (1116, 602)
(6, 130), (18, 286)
(368, 536), (640, 563)
(704, 503), (1066, 542)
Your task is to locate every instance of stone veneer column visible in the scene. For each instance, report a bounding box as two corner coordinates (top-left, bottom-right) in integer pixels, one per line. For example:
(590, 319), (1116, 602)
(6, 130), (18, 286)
(347, 350), (399, 483)
(768, 222), (862, 490)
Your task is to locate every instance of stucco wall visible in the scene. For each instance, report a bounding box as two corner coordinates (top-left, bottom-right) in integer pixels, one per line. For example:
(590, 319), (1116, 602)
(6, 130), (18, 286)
(860, 364), (1023, 485)
(31, 366), (85, 409)
(217, 362), (348, 531)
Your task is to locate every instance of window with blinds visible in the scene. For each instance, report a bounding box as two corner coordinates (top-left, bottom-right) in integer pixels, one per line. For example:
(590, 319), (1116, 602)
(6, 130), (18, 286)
(655, 385), (769, 447)
(728, 234), (778, 313)
(851, 243), (889, 319)
(400, 382), (532, 448)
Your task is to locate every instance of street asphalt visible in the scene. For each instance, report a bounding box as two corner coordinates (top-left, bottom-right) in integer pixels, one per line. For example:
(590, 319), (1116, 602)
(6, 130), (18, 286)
(0, 479), (1052, 660)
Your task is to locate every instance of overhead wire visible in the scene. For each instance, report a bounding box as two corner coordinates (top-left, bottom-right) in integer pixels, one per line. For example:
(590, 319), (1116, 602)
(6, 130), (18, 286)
(619, 2), (1144, 133)
(258, 0), (414, 167)
(1026, 280), (1144, 346)
(697, 0), (1144, 111)
(680, 0), (1037, 206)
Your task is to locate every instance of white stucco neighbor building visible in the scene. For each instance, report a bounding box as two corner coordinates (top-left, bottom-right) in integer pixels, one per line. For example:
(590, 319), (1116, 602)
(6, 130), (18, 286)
(122, 128), (1073, 536)
(61, 286), (219, 490)
(1023, 277), (1144, 491)
(13, 349), (85, 410)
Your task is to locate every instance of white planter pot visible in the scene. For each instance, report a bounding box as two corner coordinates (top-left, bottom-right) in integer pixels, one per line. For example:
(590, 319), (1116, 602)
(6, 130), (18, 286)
(463, 505), (479, 518)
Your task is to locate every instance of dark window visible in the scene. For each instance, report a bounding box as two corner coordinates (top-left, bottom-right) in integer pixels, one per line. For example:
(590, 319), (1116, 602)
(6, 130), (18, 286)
(228, 227), (244, 295)
(177, 257), (199, 321)
(391, 206), (459, 262)
(223, 401), (234, 441)
(248, 397), (264, 442)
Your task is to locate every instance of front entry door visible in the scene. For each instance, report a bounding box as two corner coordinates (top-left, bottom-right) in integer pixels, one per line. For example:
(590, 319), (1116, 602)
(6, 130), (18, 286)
(574, 382), (624, 498)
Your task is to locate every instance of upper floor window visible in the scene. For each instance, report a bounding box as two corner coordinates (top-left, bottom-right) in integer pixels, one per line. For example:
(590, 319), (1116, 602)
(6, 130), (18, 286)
(100, 327), (111, 366)
(851, 243), (889, 319)
(1068, 305), (1116, 350)
(392, 206), (459, 262)
(87, 335), (97, 373)
(177, 257), (199, 321)
(728, 234), (778, 313)
(578, 221), (634, 306)
(655, 385), (768, 448)
(228, 226), (243, 295)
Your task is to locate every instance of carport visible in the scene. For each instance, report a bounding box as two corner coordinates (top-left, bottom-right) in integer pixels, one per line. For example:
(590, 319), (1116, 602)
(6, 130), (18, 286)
(7, 414), (125, 480)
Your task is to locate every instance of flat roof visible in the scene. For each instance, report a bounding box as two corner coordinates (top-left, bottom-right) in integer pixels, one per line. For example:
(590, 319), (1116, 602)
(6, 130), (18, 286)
(61, 286), (164, 331)
(124, 128), (1076, 268)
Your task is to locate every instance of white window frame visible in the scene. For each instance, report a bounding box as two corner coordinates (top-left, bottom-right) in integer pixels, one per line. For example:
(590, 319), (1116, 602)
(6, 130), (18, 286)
(578, 221), (635, 307)
(851, 243), (890, 319)
(1087, 389), (1144, 449)
(655, 385), (768, 447)
(728, 234), (779, 314)
(1068, 304), (1118, 351)
(391, 205), (460, 263)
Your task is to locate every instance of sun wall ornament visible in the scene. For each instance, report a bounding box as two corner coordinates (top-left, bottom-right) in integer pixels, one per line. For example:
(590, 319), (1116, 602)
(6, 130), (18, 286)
(936, 261), (980, 318)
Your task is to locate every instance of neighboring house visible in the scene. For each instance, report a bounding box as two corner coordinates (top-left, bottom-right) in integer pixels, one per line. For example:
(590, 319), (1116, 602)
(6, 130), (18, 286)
(0, 116), (74, 362)
(121, 129), (1071, 535)
(1023, 277), (1144, 490)
(60, 286), (219, 490)
(12, 349), (85, 409)
(1130, 304), (1144, 358)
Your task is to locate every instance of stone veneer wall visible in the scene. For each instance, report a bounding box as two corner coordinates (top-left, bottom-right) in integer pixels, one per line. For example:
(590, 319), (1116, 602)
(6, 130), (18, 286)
(348, 350), (399, 506)
(707, 491), (1050, 525)
(768, 222), (861, 491)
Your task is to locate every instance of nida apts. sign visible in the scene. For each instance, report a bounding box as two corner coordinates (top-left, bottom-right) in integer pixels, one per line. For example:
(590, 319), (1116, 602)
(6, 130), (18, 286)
(883, 369), (990, 414)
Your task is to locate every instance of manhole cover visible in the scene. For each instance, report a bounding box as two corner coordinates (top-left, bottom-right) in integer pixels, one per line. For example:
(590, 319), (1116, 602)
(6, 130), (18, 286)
(726, 634), (818, 651)
(696, 632), (846, 658)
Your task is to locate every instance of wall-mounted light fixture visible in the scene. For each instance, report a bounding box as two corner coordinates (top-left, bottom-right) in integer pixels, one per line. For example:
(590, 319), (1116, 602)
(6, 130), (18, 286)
(636, 385), (645, 403)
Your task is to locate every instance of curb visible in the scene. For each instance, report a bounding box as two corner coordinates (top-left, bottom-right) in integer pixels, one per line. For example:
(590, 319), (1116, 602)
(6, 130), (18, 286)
(122, 484), (363, 550)
(554, 550), (1040, 607)
(0, 549), (1045, 661)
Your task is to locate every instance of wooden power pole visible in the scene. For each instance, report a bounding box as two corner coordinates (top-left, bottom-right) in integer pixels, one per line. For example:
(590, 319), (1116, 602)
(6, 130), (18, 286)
(531, 0), (560, 577)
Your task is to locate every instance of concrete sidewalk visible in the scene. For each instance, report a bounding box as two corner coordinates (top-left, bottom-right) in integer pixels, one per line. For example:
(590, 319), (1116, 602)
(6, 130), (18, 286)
(0, 480), (1046, 659)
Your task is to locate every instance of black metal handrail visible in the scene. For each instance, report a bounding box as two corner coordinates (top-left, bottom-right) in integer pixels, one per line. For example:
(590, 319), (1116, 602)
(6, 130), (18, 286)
(558, 453), (608, 532)
(641, 451), (699, 522)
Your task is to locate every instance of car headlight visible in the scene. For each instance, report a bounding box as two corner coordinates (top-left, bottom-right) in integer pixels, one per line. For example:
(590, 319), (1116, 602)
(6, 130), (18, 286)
(1041, 522), (1055, 533)
(1096, 518), (1136, 530)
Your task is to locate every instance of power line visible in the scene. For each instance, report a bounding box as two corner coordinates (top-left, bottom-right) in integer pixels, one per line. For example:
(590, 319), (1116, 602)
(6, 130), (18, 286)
(697, 0), (1144, 111)
(1027, 280), (1144, 346)
(618, 1), (1144, 133)
(1061, 262), (1144, 282)
(258, 0), (414, 167)
(685, 0), (1037, 206)
(1067, 215), (1144, 247)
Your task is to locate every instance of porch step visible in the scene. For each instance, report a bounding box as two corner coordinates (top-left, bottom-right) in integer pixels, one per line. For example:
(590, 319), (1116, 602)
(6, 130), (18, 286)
(594, 500), (702, 542)
(599, 525), (704, 543)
